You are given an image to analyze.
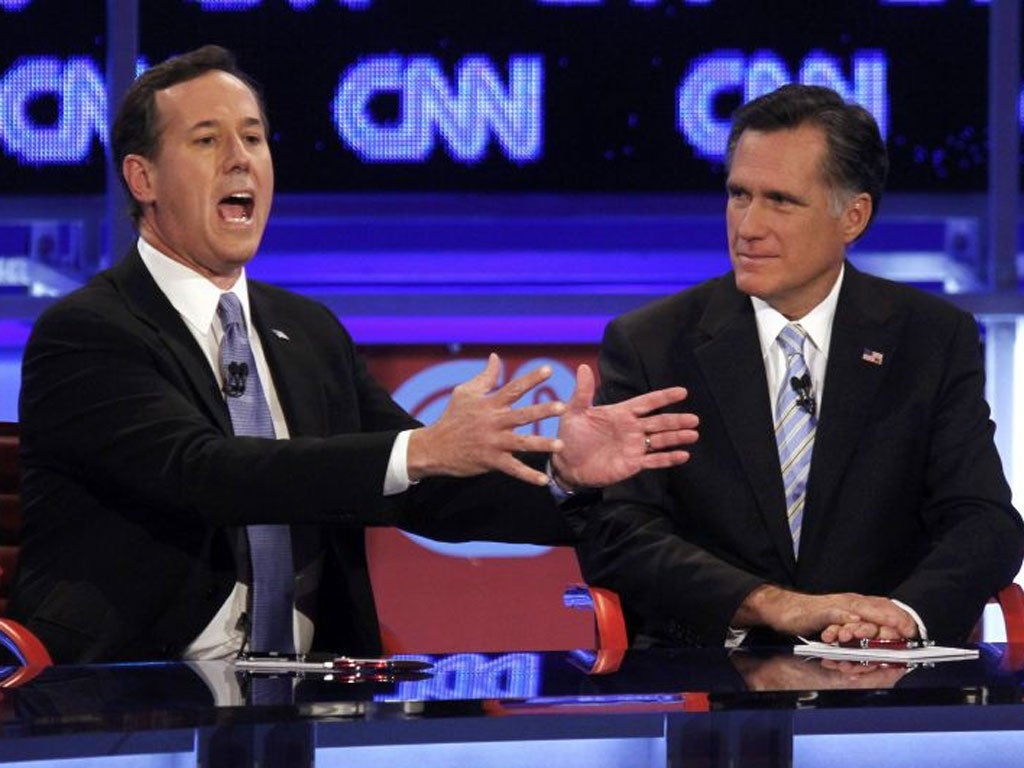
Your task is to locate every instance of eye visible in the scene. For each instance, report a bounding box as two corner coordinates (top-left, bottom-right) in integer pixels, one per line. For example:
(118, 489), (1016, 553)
(766, 191), (798, 207)
(194, 135), (216, 147)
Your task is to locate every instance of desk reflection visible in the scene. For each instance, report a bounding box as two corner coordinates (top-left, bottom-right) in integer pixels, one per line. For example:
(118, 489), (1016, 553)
(0, 646), (1021, 768)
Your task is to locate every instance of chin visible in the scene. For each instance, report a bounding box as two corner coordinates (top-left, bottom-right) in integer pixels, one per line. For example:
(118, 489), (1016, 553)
(733, 271), (770, 299)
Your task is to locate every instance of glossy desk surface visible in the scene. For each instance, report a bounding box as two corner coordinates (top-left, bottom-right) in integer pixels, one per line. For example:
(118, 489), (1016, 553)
(1, 645), (1023, 767)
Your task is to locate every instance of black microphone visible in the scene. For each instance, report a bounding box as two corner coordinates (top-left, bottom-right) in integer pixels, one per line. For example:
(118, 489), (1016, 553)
(789, 374), (816, 417)
(224, 361), (249, 398)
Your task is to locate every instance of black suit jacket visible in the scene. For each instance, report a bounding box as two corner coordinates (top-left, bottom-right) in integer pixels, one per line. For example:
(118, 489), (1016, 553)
(571, 265), (1023, 646)
(9, 248), (570, 663)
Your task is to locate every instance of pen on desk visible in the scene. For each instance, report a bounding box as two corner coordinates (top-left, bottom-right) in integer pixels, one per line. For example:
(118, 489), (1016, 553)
(837, 638), (935, 649)
(235, 654), (432, 674)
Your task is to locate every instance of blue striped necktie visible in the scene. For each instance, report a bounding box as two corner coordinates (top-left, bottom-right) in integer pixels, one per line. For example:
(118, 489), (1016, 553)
(773, 323), (816, 558)
(217, 292), (296, 654)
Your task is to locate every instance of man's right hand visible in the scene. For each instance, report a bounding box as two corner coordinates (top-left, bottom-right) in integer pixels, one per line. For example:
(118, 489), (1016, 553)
(407, 353), (566, 486)
(732, 584), (918, 641)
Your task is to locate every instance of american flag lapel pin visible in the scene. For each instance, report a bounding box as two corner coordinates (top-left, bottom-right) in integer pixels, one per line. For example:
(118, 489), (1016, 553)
(861, 348), (884, 366)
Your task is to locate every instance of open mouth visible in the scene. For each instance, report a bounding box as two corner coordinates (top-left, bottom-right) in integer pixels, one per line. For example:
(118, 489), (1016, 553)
(217, 193), (254, 223)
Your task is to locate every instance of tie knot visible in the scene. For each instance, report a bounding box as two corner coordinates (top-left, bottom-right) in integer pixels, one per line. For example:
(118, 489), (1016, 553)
(777, 323), (808, 358)
(217, 292), (245, 332)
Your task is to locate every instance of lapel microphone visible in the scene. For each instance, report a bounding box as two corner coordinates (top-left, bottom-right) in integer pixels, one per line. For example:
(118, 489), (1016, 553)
(224, 361), (249, 398)
(789, 374), (816, 417)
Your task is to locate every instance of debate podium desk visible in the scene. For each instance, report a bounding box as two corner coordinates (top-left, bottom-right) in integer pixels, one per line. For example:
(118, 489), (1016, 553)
(1, 646), (1022, 767)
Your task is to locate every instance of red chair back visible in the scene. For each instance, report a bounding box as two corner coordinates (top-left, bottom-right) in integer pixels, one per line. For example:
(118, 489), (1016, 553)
(0, 422), (21, 616)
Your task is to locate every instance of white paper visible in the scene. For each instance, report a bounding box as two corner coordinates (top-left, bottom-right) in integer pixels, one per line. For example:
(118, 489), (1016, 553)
(793, 640), (979, 664)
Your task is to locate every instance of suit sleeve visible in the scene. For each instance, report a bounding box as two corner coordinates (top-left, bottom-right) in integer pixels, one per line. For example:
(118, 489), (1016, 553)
(569, 317), (766, 646)
(20, 297), (413, 528)
(889, 312), (1023, 641)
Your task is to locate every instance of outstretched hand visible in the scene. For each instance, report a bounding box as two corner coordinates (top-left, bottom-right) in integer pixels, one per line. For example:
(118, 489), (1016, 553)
(407, 353), (566, 486)
(550, 364), (699, 490)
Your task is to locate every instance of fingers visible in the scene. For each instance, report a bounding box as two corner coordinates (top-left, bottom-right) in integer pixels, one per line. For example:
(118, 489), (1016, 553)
(493, 362), (554, 405)
(845, 596), (917, 638)
(636, 449), (691, 469)
(822, 621), (906, 644)
(568, 364), (596, 412)
(506, 400), (566, 428)
(626, 386), (688, 415)
(494, 454), (553, 486)
(638, 412), (700, 434)
(643, 428), (699, 453)
(461, 352), (503, 395)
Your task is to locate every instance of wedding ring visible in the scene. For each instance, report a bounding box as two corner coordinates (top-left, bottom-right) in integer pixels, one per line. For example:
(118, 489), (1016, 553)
(644, 436), (652, 453)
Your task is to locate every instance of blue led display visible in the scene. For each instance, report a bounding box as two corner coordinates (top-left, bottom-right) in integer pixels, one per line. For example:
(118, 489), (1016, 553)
(0, 0), (999, 192)
(377, 653), (543, 702)
(333, 55), (543, 164)
(0, 57), (107, 165)
(677, 50), (888, 159)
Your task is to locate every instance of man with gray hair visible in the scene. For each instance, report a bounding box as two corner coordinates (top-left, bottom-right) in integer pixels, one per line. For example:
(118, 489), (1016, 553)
(572, 84), (1023, 647)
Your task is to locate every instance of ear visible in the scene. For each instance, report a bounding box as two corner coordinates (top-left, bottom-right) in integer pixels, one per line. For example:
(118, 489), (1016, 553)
(841, 192), (872, 244)
(122, 154), (156, 207)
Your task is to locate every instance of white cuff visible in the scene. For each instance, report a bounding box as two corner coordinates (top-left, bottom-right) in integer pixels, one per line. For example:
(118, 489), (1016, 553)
(892, 598), (928, 640)
(383, 429), (416, 496)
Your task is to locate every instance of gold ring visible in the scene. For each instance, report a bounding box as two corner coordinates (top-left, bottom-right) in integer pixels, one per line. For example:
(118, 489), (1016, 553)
(644, 436), (652, 453)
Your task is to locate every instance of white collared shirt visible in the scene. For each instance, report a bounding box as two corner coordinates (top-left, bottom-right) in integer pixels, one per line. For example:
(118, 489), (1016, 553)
(733, 265), (927, 642)
(751, 265), (844, 415)
(137, 238), (413, 658)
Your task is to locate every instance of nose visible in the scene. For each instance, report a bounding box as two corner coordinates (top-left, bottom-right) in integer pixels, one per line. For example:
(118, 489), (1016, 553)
(223, 134), (252, 173)
(735, 199), (767, 241)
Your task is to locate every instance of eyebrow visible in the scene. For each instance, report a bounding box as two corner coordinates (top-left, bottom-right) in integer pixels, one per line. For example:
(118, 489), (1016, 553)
(727, 179), (808, 206)
(187, 116), (265, 133)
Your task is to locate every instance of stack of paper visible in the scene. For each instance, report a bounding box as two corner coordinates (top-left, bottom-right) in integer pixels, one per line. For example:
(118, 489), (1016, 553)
(793, 641), (979, 664)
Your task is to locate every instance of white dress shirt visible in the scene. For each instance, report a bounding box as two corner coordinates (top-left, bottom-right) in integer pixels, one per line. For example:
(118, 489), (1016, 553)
(137, 238), (413, 658)
(732, 266), (927, 641)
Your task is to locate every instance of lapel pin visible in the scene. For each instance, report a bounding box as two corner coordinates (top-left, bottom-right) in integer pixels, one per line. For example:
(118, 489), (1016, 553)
(271, 328), (290, 341)
(861, 348), (884, 366)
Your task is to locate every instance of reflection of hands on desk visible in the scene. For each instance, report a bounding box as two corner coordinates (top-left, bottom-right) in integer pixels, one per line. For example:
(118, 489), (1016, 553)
(731, 652), (912, 692)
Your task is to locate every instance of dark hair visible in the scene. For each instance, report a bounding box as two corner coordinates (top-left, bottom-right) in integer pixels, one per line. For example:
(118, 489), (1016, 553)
(111, 45), (268, 224)
(725, 84), (888, 232)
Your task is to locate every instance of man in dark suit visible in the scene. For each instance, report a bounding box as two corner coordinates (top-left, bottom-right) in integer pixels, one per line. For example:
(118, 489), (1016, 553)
(8, 46), (699, 663)
(571, 84), (1024, 647)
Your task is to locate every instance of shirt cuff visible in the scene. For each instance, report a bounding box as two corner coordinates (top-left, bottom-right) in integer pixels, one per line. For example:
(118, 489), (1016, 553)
(545, 459), (575, 501)
(383, 429), (416, 496)
(891, 598), (928, 640)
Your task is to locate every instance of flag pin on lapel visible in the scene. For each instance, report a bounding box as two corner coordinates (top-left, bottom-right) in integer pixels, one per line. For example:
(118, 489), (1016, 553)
(861, 348), (884, 365)
(271, 328), (290, 341)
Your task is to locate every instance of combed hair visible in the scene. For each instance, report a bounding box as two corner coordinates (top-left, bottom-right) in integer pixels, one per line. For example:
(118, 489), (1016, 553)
(726, 84), (888, 232)
(111, 45), (268, 224)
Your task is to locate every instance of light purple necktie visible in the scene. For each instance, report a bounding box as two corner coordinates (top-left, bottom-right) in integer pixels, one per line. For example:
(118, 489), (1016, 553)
(217, 292), (295, 654)
(774, 323), (817, 558)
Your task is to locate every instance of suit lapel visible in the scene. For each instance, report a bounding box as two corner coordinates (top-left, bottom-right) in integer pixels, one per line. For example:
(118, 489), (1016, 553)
(798, 265), (902, 565)
(249, 287), (327, 437)
(693, 278), (797, 576)
(110, 249), (233, 434)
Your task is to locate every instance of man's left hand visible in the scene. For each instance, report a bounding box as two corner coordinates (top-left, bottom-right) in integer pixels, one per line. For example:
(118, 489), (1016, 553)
(550, 364), (698, 490)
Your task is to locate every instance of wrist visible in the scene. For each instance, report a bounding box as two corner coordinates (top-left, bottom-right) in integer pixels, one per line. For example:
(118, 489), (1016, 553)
(406, 426), (436, 481)
(732, 583), (784, 629)
(546, 459), (576, 498)
(548, 456), (578, 495)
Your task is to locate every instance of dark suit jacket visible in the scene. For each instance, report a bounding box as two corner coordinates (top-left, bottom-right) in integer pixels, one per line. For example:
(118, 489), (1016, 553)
(9, 248), (570, 663)
(571, 264), (1023, 646)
